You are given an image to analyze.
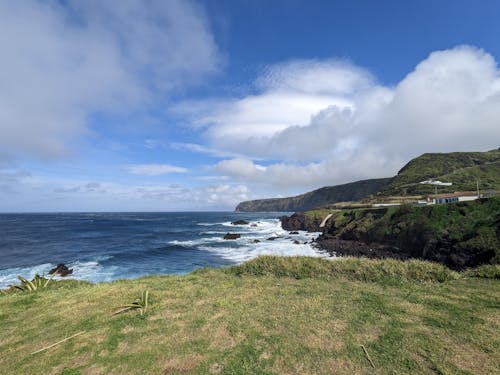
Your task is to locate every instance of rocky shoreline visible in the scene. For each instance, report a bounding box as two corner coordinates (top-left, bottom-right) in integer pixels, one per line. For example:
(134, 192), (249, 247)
(314, 237), (410, 260)
(280, 212), (410, 260)
(280, 198), (500, 270)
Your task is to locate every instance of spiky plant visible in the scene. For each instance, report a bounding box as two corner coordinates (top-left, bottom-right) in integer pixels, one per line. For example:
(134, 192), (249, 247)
(113, 290), (149, 316)
(15, 274), (54, 292)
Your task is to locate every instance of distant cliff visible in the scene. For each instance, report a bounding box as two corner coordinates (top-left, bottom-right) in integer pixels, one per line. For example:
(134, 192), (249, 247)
(235, 178), (391, 212)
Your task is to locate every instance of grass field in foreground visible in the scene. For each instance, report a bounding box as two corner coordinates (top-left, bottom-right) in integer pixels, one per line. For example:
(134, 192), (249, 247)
(0, 257), (499, 374)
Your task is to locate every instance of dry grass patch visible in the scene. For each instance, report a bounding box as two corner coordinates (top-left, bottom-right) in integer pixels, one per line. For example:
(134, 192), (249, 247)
(163, 354), (205, 374)
(207, 326), (245, 350)
(82, 364), (105, 375)
(305, 320), (347, 351)
(450, 343), (499, 374)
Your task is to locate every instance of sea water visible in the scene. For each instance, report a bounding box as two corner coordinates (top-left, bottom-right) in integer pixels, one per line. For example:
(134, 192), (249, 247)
(0, 212), (330, 289)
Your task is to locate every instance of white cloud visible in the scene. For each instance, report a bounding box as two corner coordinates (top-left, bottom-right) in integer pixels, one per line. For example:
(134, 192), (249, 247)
(193, 46), (500, 191)
(171, 60), (365, 162)
(127, 164), (188, 176)
(0, 170), (251, 211)
(0, 170), (32, 193)
(53, 182), (106, 194)
(170, 142), (246, 159)
(0, 0), (219, 159)
(255, 59), (375, 95)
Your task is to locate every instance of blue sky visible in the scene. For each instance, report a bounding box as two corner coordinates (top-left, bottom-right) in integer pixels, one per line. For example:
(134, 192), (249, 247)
(1, 0), (500, 211)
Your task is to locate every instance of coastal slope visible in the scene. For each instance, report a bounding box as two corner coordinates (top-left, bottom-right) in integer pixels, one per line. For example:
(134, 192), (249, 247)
(235, 178), (390, 212)
(281, 197), (500, 270)
(377, 149), (500, 196)
(1, 257), (498, 374)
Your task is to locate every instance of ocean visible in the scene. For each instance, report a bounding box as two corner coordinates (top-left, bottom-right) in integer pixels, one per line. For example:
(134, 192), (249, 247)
(0, 212), (330, 289)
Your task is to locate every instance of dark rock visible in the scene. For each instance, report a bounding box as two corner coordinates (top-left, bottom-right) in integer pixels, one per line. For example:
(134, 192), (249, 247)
(250, 223), (258, 227)
(266, 237), (281, 241)
(223, 233), (241, 240)
(315, 236), (410, 260)
(293, 240), (300, 245)
(252, 239), (261, 243)
(280, 212), (322, 232)
(280, 213), (307, 231)
(231, 220), (249, 225)
(289, 231), (299, 235)
(48, 263), (73, 277)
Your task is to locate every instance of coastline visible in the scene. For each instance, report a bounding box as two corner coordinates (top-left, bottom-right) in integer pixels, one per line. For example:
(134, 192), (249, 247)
(0, 212), (327, 290)
(280, 197), (500, 270)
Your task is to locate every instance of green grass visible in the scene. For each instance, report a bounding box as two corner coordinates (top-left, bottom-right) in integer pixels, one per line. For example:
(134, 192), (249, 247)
(379, 150), (500, 196)
(1, 257), (499, 374)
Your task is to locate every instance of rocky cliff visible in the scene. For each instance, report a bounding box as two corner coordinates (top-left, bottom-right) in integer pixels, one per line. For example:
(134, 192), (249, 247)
(235, 178), (390, 212)
(281, 198), (500, 270)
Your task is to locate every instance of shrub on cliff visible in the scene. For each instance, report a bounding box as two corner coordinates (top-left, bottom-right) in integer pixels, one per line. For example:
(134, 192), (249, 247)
(227, 256), (458, 283)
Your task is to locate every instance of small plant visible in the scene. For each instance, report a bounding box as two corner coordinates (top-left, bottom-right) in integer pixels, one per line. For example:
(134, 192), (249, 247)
(113, 290), (149, 316)
(15, 274), (54, 292)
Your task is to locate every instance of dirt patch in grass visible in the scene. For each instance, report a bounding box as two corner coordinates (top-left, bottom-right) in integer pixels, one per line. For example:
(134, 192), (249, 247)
(325, 358), (361, 375)
(354, 326), (383, 344)
(82, 364), (105, 375)
(163, 354), (205, 374)
(442, 336), (499, 374)
(116, 340), (147, 355)
(207, 326), (245, 350)
(305, 320), (347, 351)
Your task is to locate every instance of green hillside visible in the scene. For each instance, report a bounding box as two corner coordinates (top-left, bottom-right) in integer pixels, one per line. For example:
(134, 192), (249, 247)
(235, 178), (390, 212)
(378, 149), (500, 196)
(235, 149), (500, 212)
(309, 197), (500, 270)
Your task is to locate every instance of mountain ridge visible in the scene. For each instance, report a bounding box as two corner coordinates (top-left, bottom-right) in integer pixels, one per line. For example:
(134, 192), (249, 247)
(235, 149), (500, 212)
(235, 178), (391, 212)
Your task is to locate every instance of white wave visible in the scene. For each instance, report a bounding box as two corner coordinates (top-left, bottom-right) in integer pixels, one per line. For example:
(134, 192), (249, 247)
(0, 217), (330, 289)
(0, 263), (54, 289)
(67, 260), (119, 283)
(169, 237), (229, 247)
(196, 219), (330, 263)
(0, 255), (119, 289)
(199, 237), (331, 264)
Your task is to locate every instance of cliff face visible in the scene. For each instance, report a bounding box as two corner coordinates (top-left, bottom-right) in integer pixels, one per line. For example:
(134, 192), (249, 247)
(235, 178), (390, 212)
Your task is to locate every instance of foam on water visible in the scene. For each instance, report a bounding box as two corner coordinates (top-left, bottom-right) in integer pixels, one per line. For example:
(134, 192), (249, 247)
(0, 214), (332, 289)
(0, 256), (120, 289)
(191, 218), (329, 263)
(0, 263), (54, 288)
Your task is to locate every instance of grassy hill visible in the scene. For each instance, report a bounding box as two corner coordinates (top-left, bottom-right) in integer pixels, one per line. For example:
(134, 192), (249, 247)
(0, 257), (499, 374)
(235, 178), (390, 212)
(235, 149), (500, 212)
(377, 149), (500, 196)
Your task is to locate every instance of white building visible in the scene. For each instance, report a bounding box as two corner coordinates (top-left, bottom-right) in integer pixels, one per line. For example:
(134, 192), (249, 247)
(433, 193), (479, 205)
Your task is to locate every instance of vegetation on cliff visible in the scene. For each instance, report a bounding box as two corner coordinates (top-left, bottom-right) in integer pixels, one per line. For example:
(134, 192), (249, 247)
(1, 257), (499, 374)
(299, 198), (500, 270)
(235, 178), (390, 212)
(236, 149), (500, 212)
(377, 149), (500, 197)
